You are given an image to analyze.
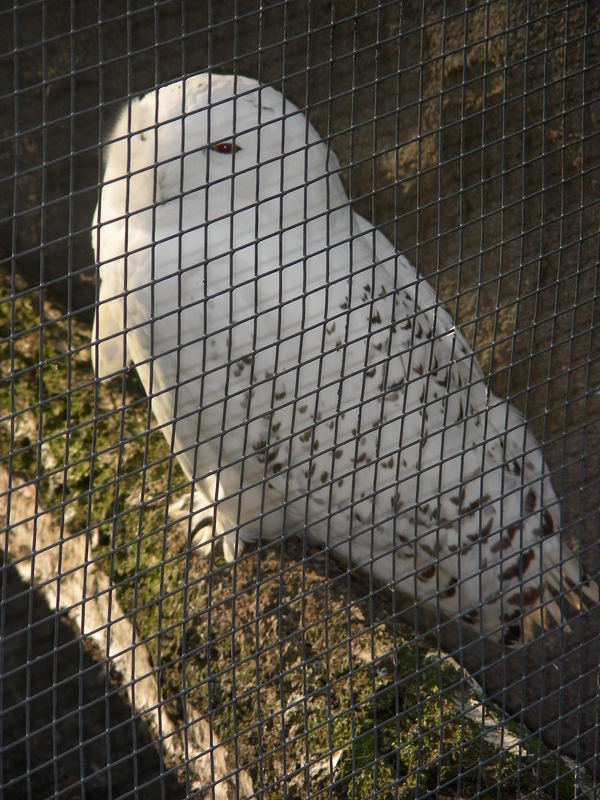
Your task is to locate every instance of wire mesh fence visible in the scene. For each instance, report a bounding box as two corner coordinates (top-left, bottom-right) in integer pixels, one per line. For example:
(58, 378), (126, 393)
(1, 1), (599, 798)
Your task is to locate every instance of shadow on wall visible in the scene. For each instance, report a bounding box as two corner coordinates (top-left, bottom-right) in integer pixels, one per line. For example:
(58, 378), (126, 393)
(1, 558), (185, 799)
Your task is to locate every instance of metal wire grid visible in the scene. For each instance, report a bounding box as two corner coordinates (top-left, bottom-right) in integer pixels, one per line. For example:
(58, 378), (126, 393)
(1, 1), (599, 798)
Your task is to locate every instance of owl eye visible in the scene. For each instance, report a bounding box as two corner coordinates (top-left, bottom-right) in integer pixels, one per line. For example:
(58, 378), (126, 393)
(210, 141), (241, 154)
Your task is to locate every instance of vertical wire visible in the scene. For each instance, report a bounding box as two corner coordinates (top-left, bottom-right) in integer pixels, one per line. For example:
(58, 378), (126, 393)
(580, 3), (600, 789)
(89, 0), (106, 794)
(4, 3), (20, 795)
(202, 20), (219, 798)
(321, 10), (337, 797)
(152, 22), (171, 800)
(30, 2), (47, 796)
(391, 1), (406, 791)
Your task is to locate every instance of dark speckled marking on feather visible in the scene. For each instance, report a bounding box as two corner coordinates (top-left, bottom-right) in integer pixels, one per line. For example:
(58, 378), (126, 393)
(503, 625), (522, 646)
(542, 510), (554, 536)
(440, 578), (457, 598)
(503, 549), (535, 581)
(490, 536), (512, 554)
(507, 586), (540, 607)
(418, 565), (436, 581)
(525, 489), (536, 513)
(466, 494), (490, 514)
(506, 522), (520, 541)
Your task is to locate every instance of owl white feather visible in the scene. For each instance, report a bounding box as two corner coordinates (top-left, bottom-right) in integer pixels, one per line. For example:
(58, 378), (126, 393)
(91, 73), (596, 644)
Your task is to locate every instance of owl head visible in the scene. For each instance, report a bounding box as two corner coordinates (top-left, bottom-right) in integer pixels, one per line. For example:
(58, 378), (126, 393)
(101, 73), (341, 224)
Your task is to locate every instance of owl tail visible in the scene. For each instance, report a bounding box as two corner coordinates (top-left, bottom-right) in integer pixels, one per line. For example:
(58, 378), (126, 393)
(522, 558), (598, 641)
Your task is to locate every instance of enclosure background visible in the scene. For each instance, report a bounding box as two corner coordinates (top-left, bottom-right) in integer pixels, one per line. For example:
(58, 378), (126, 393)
(1, 1), (599, 798)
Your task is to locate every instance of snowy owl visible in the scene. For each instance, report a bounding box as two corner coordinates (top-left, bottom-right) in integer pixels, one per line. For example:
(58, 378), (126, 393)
(91, 73), (596, 644)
